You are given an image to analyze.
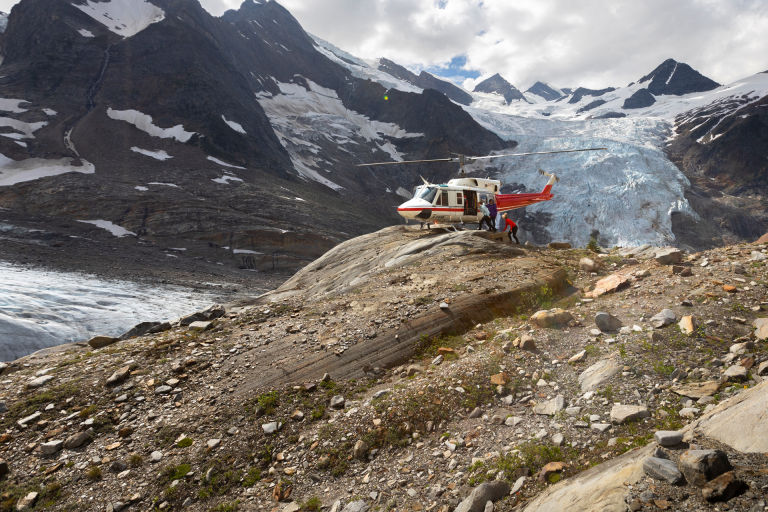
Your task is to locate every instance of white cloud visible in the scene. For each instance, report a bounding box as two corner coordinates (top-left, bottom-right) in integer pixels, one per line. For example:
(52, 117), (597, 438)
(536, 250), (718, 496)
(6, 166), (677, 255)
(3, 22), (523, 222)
(274, 0), (768, 90)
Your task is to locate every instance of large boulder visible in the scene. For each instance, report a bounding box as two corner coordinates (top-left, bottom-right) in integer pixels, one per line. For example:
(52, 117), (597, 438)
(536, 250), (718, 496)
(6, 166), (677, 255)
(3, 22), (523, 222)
(595, 312), (622, 332)
(118, 321), (160, 340)
(654, 248), (683, 265)
(179, 304), (226, 326)
(579, 258), (599, 272)
(454, 481), (511, 512)
(585, 272), (631, 298)
(753, 317), (768, 340)
(679, 449), (732, 487)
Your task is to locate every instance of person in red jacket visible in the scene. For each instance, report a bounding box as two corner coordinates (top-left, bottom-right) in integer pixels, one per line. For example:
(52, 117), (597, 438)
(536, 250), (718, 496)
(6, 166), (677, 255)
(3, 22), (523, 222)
(501, 213), (519, 244)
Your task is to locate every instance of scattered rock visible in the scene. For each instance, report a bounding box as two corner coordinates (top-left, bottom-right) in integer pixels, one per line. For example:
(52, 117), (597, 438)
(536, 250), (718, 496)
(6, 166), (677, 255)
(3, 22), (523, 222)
(610, 405), (650, 424)
(579, 258), (599, 272)
(340, 501), (369, 512)
(63, 432), (91, 449)
(579, 357), (622, 393)
(26, 375), (54, 388)
(753, 318), (768, 340)
(15, 492), (38, 511)
(519, 335), (537, 352)
(353, 440), (369, 459)
(723, 365), (748, 381)
(40, 440), (63, 455)
(454, 481), (511, 512)
(534, 395), (565, 416)
(568, 350), (586, 363)
(678, 316), (696, 335)
(106, 366), (131, 386)
(650, 309), (676, 328)
(262, 422), (278, 434)
(585, 272), (632, 298)
(654, 431), (683, 447)
(702, 471), (747, 502)
(670, 380), (720, 398)
(87, 335), (119, 349)
(643, 457), (684, 485)
(188, 321), (213, 332)
(490, 372), (510, 386)
(595, 312), (622, 332)
(330, 396), (345, 409)
(149, 451), (163, 463)
(537, 461), (567, 483)
(679, 449), (732, 487)
(530, 309), (574, 328)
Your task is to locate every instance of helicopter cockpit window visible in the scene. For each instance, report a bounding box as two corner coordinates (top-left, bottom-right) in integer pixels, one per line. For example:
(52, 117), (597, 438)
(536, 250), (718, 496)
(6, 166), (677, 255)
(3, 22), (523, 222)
(417, 186), (438, 204)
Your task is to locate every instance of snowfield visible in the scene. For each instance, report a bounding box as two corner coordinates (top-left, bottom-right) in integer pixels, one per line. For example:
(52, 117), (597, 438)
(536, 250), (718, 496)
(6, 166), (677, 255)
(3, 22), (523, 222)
(256, 78), (423, 190)
(71, 0), (165, 38)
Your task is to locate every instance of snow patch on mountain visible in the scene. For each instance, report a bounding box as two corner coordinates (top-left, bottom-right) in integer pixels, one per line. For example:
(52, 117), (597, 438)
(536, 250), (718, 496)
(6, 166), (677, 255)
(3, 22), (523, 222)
(222, 115), (246, 134)
(466, 108), (697, 248)
(256, 78), (423, 190)
(0, 99), (29, 113)
(130, 147), (172, 160)
(77, 219), (136, 237)
(107, 108), (195, 142)
(212, 175), (243, 184)
(0, 155), (95, 187)
(206, 156), (245, 169)
(71, 0), (165, 38)
(0, 117), (47, 139)
(78, 28), (95, 37)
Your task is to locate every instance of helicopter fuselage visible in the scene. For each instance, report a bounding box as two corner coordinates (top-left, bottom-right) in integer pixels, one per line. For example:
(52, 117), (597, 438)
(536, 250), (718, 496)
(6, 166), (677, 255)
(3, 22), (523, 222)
(396, 175), (556, 224)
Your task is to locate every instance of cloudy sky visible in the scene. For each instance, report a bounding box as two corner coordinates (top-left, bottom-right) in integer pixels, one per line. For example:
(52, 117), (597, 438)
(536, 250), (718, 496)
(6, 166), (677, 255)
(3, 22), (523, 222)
(3, 0), (765, 91)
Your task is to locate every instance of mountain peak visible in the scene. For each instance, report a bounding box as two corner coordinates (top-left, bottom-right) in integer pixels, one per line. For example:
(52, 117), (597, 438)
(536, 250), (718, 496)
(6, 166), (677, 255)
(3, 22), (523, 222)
(638, 59), (719, 96)
(525, 81), (564, 101)
(473, 73), (528, 104)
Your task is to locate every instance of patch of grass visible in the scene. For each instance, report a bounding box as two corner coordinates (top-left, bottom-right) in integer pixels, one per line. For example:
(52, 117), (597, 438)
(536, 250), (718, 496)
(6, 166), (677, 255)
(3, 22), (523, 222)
(257, 391), (280, 415)
(414, 295), (433, 305)
(451, 284), (468, 292)
(85, 465), (102, 481)
(78, 404), (97, 418)
(155, 425), (185, 448)
(320, 380), (337, 391)
(164, 463), (192, 482)
(415, 333), (464, 359)
(209, 500), (240, 512)
(584, 344), (600, 357)
(129, 454), (143, 467)
(310, 405), (326, 421)
(176, 437), (193, 448)
(242, 467), (261, 487)
(300, 496), (322, 511)
(653, 364), (674, 377)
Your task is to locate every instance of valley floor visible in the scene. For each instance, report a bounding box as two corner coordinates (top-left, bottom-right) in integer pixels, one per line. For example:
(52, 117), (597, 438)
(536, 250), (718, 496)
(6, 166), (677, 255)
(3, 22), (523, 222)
(0, 226), (766, 512)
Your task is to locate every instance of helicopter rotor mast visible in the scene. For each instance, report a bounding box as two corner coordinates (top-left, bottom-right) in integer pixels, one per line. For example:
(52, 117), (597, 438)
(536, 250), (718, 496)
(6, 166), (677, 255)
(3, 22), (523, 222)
(356, 147), (608, 179)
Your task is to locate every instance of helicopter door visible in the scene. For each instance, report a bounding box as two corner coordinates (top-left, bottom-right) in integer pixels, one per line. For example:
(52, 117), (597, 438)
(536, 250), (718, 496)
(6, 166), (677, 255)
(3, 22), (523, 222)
(464, 191), (477, 216)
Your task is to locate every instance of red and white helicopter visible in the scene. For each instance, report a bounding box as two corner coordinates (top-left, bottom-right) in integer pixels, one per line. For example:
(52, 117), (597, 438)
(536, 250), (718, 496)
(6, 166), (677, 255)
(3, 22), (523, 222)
(358, 148), (607, 228)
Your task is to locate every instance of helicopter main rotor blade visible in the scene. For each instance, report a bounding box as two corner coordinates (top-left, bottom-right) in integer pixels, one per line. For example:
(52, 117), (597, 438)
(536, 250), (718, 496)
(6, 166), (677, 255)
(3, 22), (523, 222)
(356, 158), (453, 167)
(471, 147), (607, 160)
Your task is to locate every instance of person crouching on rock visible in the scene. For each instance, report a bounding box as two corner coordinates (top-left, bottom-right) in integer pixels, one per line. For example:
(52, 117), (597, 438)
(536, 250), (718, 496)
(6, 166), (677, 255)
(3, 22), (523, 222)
(487, 198), (498, 233)
(478, 201), (493, 231)
(502, 213), (520, 244)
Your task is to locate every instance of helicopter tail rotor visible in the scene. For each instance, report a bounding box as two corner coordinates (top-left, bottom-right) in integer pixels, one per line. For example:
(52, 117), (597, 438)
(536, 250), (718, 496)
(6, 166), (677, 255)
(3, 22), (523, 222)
(538, 169), (560, 182)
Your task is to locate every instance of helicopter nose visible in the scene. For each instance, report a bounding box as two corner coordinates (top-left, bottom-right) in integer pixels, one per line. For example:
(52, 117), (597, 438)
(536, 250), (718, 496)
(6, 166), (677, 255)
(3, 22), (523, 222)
(397, 199), (430, 219)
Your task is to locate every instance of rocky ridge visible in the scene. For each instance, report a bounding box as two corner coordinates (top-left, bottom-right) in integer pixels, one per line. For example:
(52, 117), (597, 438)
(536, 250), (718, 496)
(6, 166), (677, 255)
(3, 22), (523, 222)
(0, 227), (767, 512)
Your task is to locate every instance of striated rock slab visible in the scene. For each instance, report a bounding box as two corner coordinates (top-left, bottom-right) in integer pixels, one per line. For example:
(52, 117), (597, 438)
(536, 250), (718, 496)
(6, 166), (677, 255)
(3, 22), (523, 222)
(521, 445), (652, 512)
(670, 381), (721, 399)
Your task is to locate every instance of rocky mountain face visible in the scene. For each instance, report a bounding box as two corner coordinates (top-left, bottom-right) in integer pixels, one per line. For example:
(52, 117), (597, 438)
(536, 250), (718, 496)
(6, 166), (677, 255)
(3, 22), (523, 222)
(376, 58), (474, 106)
(473, 73), (529, 104)
(567, 87), (616, 104)
(0, 0), (512, 274)
(639, 58), (720, 96)
(525, 81), (565, 101)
